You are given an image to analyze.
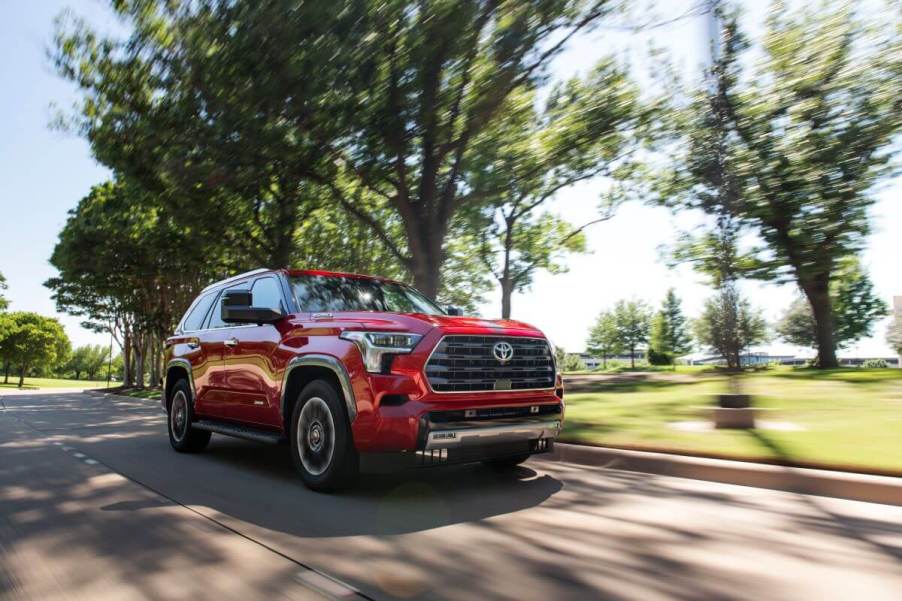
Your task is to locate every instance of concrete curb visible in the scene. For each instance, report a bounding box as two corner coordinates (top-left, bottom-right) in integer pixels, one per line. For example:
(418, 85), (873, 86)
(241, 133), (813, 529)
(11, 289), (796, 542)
(550, 443), (902, 506)
(86, 390), (902, 506)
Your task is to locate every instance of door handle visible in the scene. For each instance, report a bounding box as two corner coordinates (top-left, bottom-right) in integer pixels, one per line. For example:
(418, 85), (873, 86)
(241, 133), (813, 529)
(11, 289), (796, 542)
(224, 337), (239, 347)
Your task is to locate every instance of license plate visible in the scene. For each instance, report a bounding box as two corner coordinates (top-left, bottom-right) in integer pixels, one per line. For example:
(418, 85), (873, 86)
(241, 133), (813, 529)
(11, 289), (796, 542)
(494, 379), (512, 391)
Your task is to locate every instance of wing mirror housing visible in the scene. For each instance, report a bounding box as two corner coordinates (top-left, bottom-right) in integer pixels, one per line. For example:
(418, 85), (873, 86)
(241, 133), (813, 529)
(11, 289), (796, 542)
(221, 289), (283, 324)
(445, 305), (463, 316)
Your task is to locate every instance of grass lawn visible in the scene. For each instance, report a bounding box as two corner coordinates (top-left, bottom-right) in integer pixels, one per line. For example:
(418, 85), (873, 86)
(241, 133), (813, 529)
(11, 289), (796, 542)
(561, 367), (902, 475)
(0, 377), (109, 390)
(115, 387), (162, 400)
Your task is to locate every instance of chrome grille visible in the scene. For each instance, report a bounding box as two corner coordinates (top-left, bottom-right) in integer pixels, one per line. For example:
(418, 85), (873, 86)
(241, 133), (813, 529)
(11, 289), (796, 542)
(425, 336), (555, 392)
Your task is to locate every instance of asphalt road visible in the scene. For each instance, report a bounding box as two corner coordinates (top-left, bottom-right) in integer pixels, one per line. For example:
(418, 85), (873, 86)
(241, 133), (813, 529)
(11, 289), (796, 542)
(1, 390), (901, 601)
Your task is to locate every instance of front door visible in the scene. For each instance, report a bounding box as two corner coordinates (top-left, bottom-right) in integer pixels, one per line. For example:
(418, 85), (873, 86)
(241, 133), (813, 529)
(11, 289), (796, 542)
(219, 276), (287, 427)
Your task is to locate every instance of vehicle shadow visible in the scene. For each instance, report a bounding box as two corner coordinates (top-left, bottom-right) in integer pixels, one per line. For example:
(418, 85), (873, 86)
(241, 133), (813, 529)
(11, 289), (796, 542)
(193, 437), (564, 537)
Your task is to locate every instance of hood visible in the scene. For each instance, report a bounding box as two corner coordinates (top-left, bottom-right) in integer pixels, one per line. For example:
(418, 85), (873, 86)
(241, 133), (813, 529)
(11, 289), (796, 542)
(293, 311), (545, 338)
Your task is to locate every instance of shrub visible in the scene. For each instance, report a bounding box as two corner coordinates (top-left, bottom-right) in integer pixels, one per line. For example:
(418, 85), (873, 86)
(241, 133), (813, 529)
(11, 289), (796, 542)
(562, 354), (586, 372)
(862, 359), (888, 368)
(647, 349), (674, 366)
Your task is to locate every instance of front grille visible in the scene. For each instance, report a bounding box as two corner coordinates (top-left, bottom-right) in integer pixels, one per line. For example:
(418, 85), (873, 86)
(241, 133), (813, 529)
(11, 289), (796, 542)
(425, 335), (555, 392)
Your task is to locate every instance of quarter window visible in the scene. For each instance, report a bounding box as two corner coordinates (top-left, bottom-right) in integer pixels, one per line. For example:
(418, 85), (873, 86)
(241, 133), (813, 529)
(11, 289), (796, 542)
(181, 293), (216, 332)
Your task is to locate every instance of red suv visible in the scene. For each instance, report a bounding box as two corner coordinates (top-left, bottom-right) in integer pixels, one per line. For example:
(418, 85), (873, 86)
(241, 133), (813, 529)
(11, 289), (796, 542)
(162, 268), (563, 491)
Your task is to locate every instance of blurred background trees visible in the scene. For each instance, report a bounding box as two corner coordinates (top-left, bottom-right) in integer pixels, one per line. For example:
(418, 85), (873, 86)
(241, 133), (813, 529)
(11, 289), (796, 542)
(37, 0), (901, 381)
(693, 284), (767, 369)
(660, 2), (901, 368)
(0, 312), (70, 387)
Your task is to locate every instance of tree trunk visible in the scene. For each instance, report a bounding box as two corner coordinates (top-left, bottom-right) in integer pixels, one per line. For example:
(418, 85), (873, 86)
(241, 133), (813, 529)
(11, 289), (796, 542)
(18, 365), (25, 388)
(75, 370), (81, 381)
(122, 334), (133, 387)
(630, 346), (636, 369)
(802, 279), (839, 368)
(134, 335), (146, 389)
(3, 361), (8, 384)
(500, 279), (514, 320)
(411, 253), (442, 301)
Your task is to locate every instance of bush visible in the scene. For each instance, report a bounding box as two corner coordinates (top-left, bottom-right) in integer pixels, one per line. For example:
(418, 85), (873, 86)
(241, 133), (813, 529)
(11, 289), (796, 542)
(862, 359), (888, 368)
(647, 349), (674, 366)
(562, 354), (586, 372)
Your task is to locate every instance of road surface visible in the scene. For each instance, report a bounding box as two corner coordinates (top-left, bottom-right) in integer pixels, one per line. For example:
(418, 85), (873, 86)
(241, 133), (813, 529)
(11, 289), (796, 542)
(1, 390), (901, 600)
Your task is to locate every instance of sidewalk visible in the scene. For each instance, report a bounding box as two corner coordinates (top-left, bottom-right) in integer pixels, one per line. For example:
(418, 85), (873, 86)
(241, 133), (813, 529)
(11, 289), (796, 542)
(549, 442), (902, 506)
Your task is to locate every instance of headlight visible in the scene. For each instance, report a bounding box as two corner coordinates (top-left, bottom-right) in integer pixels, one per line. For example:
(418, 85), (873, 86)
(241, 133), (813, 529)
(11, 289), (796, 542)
(339, 331), (423, 373)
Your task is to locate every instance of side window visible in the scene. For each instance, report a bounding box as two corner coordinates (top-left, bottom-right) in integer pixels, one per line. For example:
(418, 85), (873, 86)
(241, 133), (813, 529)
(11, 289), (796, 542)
(251, 277), (285, 313)
(181, 293), (216, 332)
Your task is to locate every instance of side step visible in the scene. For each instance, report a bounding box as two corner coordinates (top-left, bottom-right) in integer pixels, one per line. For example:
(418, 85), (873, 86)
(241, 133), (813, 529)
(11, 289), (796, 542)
(192, 419), (285, 445)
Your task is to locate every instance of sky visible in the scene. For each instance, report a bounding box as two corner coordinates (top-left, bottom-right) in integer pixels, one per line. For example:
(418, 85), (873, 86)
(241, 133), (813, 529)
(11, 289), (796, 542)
(0, 1), (899, 359)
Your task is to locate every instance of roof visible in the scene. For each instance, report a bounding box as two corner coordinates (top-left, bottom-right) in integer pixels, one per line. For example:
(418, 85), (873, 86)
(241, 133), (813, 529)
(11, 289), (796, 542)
(200, 267), (404, 293)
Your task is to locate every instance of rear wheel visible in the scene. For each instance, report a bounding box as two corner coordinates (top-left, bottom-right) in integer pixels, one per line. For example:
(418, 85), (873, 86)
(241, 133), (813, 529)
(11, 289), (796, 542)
(290, 379), (358, 492)
(167, 379), (211, 453)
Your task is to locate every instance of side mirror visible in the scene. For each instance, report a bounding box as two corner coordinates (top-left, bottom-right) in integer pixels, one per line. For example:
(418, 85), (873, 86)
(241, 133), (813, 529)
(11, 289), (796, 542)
(445, 306), (463, 316)
(221, 289), (283, 324)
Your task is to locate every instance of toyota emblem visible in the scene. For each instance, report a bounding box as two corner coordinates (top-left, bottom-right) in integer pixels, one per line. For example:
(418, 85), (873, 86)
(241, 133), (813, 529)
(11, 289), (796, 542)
(492, 341), (514, 364)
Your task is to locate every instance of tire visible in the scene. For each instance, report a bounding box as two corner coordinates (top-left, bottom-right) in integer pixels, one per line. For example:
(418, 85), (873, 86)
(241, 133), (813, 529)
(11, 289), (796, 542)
(290, 379), (359, 492)
(167, 379), (211, 453)
(483, 454), (531, 469)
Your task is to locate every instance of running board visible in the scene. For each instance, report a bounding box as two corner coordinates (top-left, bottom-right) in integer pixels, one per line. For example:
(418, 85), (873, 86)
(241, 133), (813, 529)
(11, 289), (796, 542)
(192, 420), (285, 445)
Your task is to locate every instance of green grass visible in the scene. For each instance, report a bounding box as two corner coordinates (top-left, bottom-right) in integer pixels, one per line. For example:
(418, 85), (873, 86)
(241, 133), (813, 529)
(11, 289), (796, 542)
(561, 367), (902, 475)
(115, 387), (162, 400)
(0, 377), (109, 390)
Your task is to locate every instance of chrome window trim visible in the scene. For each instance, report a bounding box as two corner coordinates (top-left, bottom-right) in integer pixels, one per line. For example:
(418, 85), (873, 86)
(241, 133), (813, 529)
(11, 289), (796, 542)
(423, 335), (557, 394)
(279, 354), (358, 423)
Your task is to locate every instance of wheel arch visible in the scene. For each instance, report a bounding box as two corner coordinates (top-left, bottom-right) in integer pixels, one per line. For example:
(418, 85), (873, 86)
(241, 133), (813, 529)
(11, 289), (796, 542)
(280, 355), (357, 433)
(164, 359), (195, 411)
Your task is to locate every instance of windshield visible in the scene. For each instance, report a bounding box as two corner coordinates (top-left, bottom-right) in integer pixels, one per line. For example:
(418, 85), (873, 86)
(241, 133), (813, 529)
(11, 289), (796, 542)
(288, 274), (445, 315)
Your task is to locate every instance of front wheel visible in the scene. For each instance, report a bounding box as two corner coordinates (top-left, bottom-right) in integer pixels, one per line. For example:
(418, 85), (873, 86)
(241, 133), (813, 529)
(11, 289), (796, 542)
(167, 380), (211, 453)
(290, 379), (358, 492)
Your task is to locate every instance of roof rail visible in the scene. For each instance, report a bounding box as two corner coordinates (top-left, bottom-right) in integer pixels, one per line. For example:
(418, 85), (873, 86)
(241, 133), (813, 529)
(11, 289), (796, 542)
(201, 268), (271, 293)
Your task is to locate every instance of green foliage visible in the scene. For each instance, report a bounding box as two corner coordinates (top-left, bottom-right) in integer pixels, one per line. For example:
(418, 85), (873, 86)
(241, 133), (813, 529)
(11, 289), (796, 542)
(611, 300), (652, 368)
(646, 348), (674, 366)
(777, 260), (887, 349)
(0, 312), (70, 386)
(658, 3), (902, 368)
(0, 271), (8, 311)
(693, 284), (768, 369)
(862, 359), (888, 369)
(54, 0), (621, 302)
(469, 63), (652, 317)
(586, 310), (621, 369)
(65, 344), (109, 381)
(649, 289), (692, 359)
(562, 354), (587, 372)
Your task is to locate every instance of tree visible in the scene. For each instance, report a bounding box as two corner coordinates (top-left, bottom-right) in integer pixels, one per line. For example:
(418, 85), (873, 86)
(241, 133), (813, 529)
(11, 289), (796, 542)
(0, 313), (70, 387)
(611, 300), (652, 369)
(586, 310), (621, 369)
(660, 3), (902, 368)
(648, 289), (692, 363)
(777, 261), (887, 351)
(0, 271), (8, 311)
(694, 284), (767, 369)
(66, 344), (108, 381)
(55, 1), (621, 302)
(47, 180), (216, 388)
(469, 65), (650, 318)
(0, 312), (14, 383)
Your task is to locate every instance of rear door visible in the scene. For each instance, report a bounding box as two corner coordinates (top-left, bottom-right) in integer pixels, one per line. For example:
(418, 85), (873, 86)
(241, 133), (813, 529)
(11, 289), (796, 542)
(219, 275), (287, 427)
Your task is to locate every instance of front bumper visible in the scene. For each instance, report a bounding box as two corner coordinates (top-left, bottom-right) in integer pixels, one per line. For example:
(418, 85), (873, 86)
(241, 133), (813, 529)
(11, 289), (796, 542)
(423, 418), (561, 450)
